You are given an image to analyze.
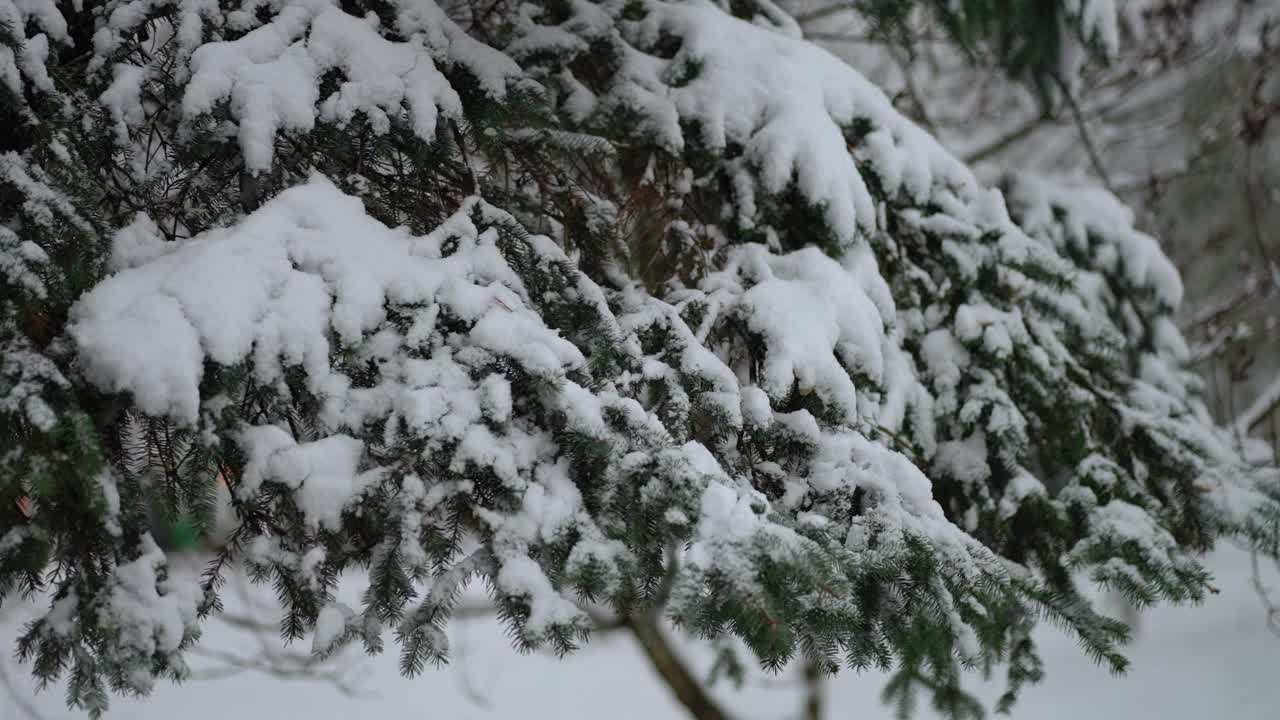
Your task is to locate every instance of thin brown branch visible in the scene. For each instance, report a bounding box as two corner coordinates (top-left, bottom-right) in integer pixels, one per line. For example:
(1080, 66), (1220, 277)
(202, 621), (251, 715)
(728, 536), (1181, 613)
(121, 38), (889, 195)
(1053, 75), (1115, 194)
(628, 615), (734, 720)
(888, 45), (939, 137)
(803, 658), (825, 720)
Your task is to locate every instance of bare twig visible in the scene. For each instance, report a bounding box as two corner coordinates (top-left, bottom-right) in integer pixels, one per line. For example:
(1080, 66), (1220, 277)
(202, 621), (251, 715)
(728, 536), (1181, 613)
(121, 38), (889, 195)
(1185, 275), (1271, 332)
(1053, 75), (1115, 193)
(1188, 325), (1237, 365)
(962, 111), (1051, 164)
(888, 44), (939, 136)
(1241, 150), (1280, 298)
(1248, 548), (1280, 638)
(182, 572), (376, 697)
(186, 645), (374, 697)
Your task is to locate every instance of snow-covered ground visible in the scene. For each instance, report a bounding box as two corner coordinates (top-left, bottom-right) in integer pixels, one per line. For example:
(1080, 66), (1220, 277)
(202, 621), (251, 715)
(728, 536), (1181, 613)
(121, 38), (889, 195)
(5, 543), (1278, 720)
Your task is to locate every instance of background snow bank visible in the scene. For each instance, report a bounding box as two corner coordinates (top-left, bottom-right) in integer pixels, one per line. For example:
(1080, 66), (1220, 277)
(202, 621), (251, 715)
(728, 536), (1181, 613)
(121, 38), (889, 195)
(4, 544), (1277, 720)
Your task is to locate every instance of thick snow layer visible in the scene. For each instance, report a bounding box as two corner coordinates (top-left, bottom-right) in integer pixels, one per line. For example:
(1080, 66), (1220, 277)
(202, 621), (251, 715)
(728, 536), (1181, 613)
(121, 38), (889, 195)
(238, 426), (380, 530)
(65, 174), (1005, 605)
(4, 544), (1277, 719)
(163, 0), (521, 171)
(707, 244), (888, 423)
(68, 175), (579, 425)
(104, 537), (201, 681)
(617, 0), (980, 243)
(1004, 172), (1184, 308)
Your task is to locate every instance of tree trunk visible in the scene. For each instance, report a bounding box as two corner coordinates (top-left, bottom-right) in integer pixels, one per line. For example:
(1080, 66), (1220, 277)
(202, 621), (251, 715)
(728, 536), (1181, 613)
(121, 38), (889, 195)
(803, 657), (825, 720)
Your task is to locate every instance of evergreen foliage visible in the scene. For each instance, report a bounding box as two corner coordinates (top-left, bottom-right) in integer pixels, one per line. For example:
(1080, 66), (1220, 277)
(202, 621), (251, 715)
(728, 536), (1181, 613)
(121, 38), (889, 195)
(0, 1), (1273, 718)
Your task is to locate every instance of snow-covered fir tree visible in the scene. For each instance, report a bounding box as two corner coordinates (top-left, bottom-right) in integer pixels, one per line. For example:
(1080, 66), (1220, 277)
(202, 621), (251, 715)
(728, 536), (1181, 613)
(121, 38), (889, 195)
(1, 1), (1275, 718)
(787, 1), (1280, 437)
